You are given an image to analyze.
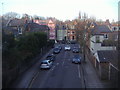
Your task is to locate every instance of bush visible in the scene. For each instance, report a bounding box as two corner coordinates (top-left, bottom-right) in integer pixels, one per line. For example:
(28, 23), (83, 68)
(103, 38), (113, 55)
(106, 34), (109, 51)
(2, 31), (49, 88)
(96, 40), (101, 43)
(3, 32), (48, 70)
(47, 40), (55, 47)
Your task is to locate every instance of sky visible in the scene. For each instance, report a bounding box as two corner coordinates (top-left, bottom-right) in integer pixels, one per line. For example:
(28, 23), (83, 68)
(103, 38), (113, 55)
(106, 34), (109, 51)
(0, 0), (119, 22)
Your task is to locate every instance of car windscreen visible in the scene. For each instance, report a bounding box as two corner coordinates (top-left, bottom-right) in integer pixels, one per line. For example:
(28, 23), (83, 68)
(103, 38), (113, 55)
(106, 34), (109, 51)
(54, 48), (59, 50)
(74, 55), (80, 58)
(47, 55), (52, 58)
(41, 62), (48, 64)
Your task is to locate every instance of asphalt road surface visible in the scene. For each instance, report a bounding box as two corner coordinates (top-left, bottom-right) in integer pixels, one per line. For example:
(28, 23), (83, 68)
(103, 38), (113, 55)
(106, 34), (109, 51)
(11, 44), (85, 88)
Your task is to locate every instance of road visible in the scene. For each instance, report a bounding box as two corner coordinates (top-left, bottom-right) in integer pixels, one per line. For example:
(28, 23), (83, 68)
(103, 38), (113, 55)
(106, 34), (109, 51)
(11, 44), (85, 88)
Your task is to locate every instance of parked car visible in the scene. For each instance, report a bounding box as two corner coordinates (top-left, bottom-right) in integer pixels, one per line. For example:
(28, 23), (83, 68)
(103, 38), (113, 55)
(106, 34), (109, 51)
(55, 45), (62, 51)
(62, 40), (65, 44)
(58, 45), (62, 50)
(72, 47), (80, 53)
(40, 60), (53, 69)
(46, 54), (55, 61)
(72, 55), (81, 64)
(53, 48), (60, 54)
(70, 41), (76, 44)
(65, 45), (71, 50)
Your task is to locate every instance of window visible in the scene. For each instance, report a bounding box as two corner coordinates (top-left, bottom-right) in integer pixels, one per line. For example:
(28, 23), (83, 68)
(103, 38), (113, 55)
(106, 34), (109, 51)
(72, 36), (74, 40)
(104, 34), (108, 38)
(18, 27), (22, 34)
(96, 36), (99, 41)
(113, 27), (117, 31)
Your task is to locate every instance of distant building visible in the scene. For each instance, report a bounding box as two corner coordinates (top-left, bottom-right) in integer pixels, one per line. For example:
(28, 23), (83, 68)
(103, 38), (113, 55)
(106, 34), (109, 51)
(56, 25), (67, 41)
(34, 19), (56, 40)
(48, 19), (56, 40)
(25, 22), (50, 38)
(89, 25), (116, 54)
(5, 18), (26, 36)
(67, 29), (76, 41)
(33, 19), (47, 25)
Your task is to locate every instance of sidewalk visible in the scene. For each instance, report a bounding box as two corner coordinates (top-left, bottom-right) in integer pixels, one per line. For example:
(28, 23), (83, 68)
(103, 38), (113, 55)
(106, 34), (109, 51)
(82, 56), (112, 88)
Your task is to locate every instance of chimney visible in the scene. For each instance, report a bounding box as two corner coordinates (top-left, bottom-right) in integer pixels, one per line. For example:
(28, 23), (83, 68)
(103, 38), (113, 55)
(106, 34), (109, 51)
(25, 19), (28, 24)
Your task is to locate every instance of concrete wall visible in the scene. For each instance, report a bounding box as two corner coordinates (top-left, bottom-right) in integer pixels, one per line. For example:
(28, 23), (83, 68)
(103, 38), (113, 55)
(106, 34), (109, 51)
(90, 40), (116, 54)
(91, 35), (104, 43)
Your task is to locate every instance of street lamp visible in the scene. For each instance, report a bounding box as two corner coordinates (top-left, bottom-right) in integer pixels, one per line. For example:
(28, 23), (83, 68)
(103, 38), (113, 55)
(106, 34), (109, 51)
(83, 26), (87, 63)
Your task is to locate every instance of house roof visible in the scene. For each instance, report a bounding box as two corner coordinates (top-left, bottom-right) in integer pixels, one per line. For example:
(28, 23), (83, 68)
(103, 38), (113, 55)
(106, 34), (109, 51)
(91, 22), (97, 26)
(27, 23), (50, 31)
(97, 50), (118, 68)
(7, 18), (25, 27)
(87, 22), (97, 28)
(92, 25), (111, 35)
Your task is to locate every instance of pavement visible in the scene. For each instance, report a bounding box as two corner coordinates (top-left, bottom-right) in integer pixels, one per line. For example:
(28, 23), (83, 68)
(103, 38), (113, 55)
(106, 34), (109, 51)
(82, 55), (112, 88)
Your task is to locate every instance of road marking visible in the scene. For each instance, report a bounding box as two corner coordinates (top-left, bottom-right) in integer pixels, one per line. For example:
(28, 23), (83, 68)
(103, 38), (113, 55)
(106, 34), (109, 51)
(51, 65), (56, 71)
(62, 61), (64, 66)
(28, 71), (40, 88)
(57, 63), (59, 65)
(78, 65), (81, 78)
(68, 59), (70, 61)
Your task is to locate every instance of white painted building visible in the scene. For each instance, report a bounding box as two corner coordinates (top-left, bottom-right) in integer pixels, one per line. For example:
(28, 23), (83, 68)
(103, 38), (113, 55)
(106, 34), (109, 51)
(89, 25), (116, 54)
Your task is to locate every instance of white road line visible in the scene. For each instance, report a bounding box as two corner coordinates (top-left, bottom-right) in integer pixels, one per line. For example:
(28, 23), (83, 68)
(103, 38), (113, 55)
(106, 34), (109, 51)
(78, 65), (81, 78)
(57, 63), (59, 65)
(28, 71), (40, 88)
(51, 65), (56, 71)
(62, 61), (64, 66)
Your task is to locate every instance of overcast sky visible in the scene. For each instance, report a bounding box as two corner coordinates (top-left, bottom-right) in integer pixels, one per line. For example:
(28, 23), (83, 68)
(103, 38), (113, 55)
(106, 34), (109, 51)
(0, 0), (119, 22)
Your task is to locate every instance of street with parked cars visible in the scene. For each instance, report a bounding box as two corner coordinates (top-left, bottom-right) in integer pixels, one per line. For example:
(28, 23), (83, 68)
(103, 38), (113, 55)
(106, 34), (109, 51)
(40, 43), (81, 69)
(11, 43), (85, 88)
(10, 42), (110, 88)
(37, 43), (84, 88)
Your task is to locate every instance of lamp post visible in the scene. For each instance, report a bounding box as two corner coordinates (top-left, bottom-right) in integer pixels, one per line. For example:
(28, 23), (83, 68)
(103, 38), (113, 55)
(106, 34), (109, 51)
(83, 26), (87, 63)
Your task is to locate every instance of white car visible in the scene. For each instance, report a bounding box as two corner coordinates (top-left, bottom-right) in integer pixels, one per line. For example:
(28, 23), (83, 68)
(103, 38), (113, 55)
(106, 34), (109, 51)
(40, 60), (53, 69)
(65, 45), (71, 50)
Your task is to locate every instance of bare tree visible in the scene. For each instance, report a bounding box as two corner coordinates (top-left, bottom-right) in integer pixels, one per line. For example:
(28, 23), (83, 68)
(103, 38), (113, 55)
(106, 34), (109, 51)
(3, 12), (20, 20)
(75, 20), (87, 62)
(33, 15), (40, 20)
(21, 13), (31, 20)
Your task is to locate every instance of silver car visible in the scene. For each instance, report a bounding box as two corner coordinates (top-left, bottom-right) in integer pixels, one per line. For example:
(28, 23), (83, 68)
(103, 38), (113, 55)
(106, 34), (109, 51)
(65, 45), (71, 50)
(40, 60), (53, 69)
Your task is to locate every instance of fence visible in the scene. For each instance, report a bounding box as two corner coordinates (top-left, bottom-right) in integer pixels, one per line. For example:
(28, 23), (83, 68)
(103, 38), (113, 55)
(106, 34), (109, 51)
(109, 64), (119, 88)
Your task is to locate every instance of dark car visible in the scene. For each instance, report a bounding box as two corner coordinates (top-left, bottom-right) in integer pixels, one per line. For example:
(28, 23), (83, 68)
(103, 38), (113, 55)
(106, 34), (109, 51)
(70, 41), (76, 44)
(73, 47), (80, 53)
(54, 45), (62, 50)
(58, 45), (62, 50)
(46, 54), (55, 61)
(72, 55), (81, 64)
(53, 48), (60, 54)
(62, 40), (65, 44)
